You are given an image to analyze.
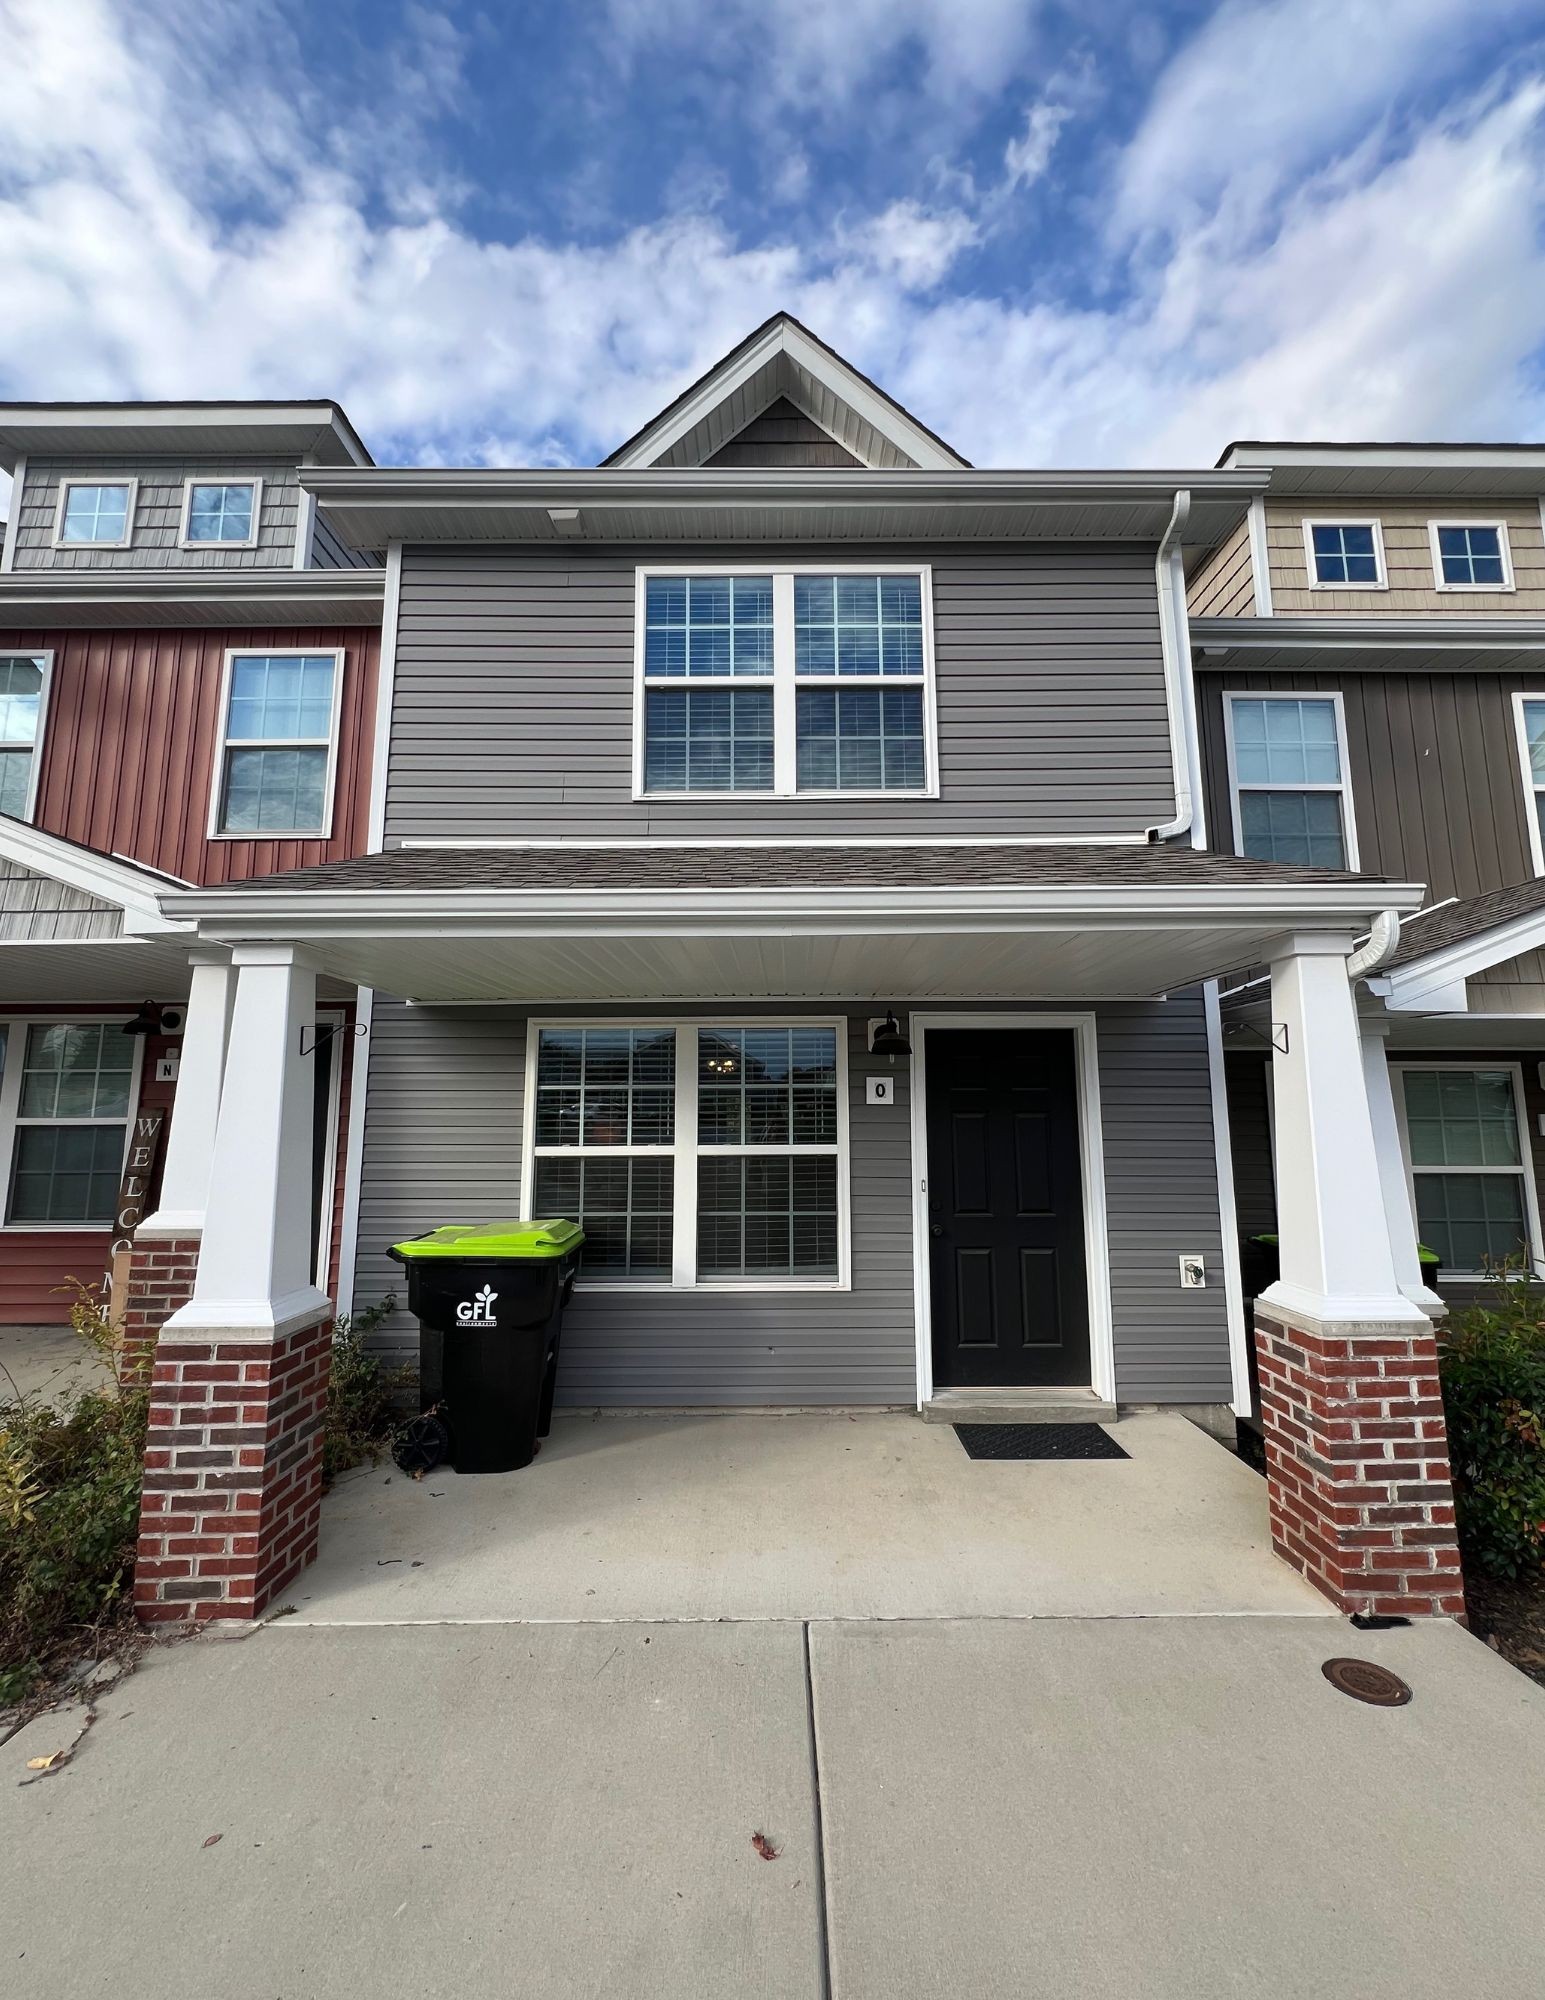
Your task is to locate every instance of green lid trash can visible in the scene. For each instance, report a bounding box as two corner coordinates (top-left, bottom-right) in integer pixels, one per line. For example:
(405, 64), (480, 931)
(388, 1219), (584, 1473)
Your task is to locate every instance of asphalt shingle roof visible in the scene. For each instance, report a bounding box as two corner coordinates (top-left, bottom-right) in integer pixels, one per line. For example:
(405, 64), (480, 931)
(1384, 876), (1545, 969)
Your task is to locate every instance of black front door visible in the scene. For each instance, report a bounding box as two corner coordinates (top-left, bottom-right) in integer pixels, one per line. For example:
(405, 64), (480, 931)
(925, 1029), (1090, 1388)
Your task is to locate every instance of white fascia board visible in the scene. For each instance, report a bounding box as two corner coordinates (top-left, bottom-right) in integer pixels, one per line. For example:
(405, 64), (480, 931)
(604, 319), (966, 472)
(1190, 615), (1545, 652)
(165, 878), (1428, 939)
(1374, 902), (1545, 1010)
(0, 817), (191, 933)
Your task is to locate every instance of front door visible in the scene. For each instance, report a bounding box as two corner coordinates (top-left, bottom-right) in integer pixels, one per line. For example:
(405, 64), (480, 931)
(925, 1029), (1091, 1388)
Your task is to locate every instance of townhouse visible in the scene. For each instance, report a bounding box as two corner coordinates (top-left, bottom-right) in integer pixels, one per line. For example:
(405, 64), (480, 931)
(63, 316), (1446, 1628)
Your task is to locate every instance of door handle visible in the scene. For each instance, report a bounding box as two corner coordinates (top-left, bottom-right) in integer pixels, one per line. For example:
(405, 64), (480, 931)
(930, 1223), (944, 1237)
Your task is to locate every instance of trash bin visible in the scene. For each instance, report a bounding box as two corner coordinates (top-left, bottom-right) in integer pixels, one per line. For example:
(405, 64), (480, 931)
(387, 1218), (584, 1474)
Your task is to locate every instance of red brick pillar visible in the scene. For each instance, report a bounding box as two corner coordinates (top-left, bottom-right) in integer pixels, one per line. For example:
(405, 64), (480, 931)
(117, 1235), (201, 1384)
(1255, 1308), (1464, 1618)
(134, 1310), (333, 1624)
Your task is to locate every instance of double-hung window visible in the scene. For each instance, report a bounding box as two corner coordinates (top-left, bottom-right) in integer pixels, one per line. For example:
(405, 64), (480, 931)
(526, 1021), (847, 1287)
(54, 480), (136, 548)
(1513, 694), (1545, 875)
(1225, 693), (1357, 869)
(637, 568), (934, 798)
(211, 649), (344, 837)
(1303, 519), (1384, 588)
(0, 1021), (135, 1227)
(1430, 521), (1513, 590)
(1396, 1066), (1539, 1277)
(181, 479), (261, 548)
(0, 652), (51, 820)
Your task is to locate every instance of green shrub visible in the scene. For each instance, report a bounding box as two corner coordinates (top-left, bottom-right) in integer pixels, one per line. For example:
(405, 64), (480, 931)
(323, 1295), (410, 1483)
(0, 1287), (148, 1707)
(1440, 1271), (1545, 1581)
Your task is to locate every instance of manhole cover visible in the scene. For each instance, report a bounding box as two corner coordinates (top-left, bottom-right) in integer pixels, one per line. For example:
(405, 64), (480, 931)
(1321, 1657), (1412, 1707)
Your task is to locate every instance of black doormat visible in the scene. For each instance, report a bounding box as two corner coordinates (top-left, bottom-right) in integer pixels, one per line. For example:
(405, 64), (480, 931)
(954, 1423), (1129, 1461)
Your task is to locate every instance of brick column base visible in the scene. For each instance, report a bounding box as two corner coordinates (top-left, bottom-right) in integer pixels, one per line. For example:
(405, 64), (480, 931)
(1255, 1308), (1464, 1618)
(117, 1235), (201, 1385)
(134, 1310), (333, 1624)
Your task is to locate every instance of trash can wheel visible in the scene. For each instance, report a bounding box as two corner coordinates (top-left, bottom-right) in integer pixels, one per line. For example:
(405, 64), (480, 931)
(393, 1411), (450, 1476)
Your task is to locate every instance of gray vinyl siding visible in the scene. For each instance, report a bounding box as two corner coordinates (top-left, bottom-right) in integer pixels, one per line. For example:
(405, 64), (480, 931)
(352, 995), (1232, 1408)
(0, 859), (122, 941)
(14, 457), (301, 569)
(1224, 1053), (1277, 1238)
(310, 506), (379, 569)
(1197, 667), (1542, 903)
(384, 542), (1177, 841)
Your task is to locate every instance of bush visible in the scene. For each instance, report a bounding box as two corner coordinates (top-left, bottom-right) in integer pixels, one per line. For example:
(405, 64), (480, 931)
(324, 1295), (410, 1483)
(0, 1287), (148, 1707)
(1440, 1271), (1545, 1581)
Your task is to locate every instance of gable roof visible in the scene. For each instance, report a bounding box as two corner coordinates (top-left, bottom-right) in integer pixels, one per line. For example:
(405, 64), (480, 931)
(1384, 877), (1545, 971)
(601, 314), (971, 472)
(0, 815), (191, 934)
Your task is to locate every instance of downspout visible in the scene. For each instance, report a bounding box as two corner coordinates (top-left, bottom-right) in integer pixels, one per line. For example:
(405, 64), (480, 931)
(1346, 909), (1402, 980)
(1146, 488), (1197, 844)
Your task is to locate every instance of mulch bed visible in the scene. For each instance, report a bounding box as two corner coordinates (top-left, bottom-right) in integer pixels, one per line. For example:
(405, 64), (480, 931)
(1465, 1569), (1545, 1689)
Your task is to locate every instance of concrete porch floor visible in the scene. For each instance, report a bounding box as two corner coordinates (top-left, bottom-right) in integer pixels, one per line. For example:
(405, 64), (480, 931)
(290, 1409), (1330, 1625)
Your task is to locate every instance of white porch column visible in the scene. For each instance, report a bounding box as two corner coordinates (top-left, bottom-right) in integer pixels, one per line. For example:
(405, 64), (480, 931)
(165, 943), (330, 1334)
(136, 948), (234, 1239)
(1359, 1013), (1447, 1316)
(1261, 932), (1428, 1327)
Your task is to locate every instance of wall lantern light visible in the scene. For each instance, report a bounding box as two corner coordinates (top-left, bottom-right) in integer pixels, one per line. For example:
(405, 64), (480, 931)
(869, 1011), (912, 1063)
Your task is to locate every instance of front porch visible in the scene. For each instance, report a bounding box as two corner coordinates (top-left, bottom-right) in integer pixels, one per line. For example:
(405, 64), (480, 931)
(288, 1408), (1327, 1624)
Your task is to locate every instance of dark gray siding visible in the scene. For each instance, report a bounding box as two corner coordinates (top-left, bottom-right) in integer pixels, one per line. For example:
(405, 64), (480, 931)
(352, 996), (1232, 1407)
(1224, 1053), (1277, 1238)
(384, 542), (1177, 841)
(310, 507), (379, 570)
(1197, 667), (1541, 902)
(15, 456), (301, 569)
(703, 398), (864, 468)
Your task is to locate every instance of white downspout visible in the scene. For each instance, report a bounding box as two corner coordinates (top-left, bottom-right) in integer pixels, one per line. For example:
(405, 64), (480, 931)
(1146, 488), (1196, 844)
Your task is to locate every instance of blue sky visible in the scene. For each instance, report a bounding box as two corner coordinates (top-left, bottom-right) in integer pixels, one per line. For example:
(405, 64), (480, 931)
(2, 0), (1544, 472)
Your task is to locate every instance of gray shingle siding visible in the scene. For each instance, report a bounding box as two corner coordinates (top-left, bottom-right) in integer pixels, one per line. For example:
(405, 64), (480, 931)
(383, 542), (1179, 842)
(14, 456), (301, 570)
(351, 996), (1232, 1408)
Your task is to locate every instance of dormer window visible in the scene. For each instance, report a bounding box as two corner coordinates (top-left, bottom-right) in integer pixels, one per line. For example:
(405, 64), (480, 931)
(181, 479), (261, 548)
(54, 480), (136, 548)
(1303, 519), (1384, 588)
(1430, 521), (1513, 590)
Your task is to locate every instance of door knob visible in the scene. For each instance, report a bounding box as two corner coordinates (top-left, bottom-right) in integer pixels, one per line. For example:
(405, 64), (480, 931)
(930, 1223), (944, 1237)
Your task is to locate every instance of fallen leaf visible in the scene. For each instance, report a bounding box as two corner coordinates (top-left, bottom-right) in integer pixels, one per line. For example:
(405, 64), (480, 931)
(25, 1752), (65, 1771)
(751, 1832), (780, 1861)
(203, 1833), (223, 1849)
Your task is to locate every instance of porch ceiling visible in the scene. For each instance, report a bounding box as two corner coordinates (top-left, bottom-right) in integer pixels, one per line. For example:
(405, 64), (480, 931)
(0, 937), (199, 1002)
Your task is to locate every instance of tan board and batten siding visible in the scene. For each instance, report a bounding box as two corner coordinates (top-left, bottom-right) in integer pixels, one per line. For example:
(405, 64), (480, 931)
(383, 542), (1178, 841)
(12, 458), (305, 570)
(353, 1001), (1234, 1407)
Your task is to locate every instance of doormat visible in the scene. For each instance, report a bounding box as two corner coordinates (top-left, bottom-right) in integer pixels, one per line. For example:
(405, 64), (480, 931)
(954, 1423), (1129, 1461)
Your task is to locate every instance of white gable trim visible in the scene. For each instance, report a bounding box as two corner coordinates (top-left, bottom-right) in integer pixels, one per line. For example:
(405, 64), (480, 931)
(608, 318), (967, 473)
(0, 817), (191, 935)
(1371, 902), (1545, 1014)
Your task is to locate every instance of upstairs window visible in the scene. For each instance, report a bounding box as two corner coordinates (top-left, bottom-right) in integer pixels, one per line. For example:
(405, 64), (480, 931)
(1226, 693), (1357, 870)
(1304, 519), (1384, 588)
(181, 479), (261, 548)
(55, 480), (135, 548)
(637, 568), (935, 798)
(0, 654), (51, 820)
(1431, 521), (1512, 589)
(211, 649), (343, 837)
(1513, 695), (1545, 876)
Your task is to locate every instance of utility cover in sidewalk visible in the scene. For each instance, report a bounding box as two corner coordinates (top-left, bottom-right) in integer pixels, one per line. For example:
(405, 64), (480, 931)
(1321, 1657), (1413, 1706)
(954, 1424), (1129, 1461)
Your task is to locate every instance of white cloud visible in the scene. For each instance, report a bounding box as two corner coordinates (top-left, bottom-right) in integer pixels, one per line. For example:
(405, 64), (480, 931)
(1003, 98), (1071, 190)
(1, 0), (1543, 482)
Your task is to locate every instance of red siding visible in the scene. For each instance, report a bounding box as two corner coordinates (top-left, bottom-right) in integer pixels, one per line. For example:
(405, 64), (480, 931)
(4, 623), (380, 883)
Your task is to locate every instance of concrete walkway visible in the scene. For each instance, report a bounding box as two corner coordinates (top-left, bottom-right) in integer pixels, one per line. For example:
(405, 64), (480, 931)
(0, 1323), (111, 1406)
(3, 1615), (1540, 1998)
(291, 1410), (1327, 1622)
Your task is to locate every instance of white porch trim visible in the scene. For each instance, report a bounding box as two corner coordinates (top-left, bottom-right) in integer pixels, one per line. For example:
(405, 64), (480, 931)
(0, 816), (191, 935)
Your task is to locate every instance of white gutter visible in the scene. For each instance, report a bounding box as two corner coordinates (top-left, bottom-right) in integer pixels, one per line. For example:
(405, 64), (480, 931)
(1146, 488), (1196, 844)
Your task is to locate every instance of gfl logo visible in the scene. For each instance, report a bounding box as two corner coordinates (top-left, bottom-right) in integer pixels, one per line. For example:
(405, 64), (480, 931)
(456, 1284), (498, 1324)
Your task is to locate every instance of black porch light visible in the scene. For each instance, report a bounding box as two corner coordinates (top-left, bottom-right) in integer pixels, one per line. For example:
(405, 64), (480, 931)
(870, 1011), (912, 1062)
(122, 1000), (179, 1036)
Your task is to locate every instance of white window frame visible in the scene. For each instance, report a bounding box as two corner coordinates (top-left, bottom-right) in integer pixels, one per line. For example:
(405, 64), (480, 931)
(1301, 516), (1387, 591)
(1392, 1060), (1544, 1281)
(53, 477), (138, 550)
(207, 645), (347, 841)
(1427, 518), (1515, 592)
(0, 648), (54, 822)
(519, 1016), (852, 1292)
(0, 1015), (145, 1233)
(1511, 692), (1545, 877)
(178, 477), (263, 551)
(631, 564), (940, 802)
(1222, 688), (1360, 871)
